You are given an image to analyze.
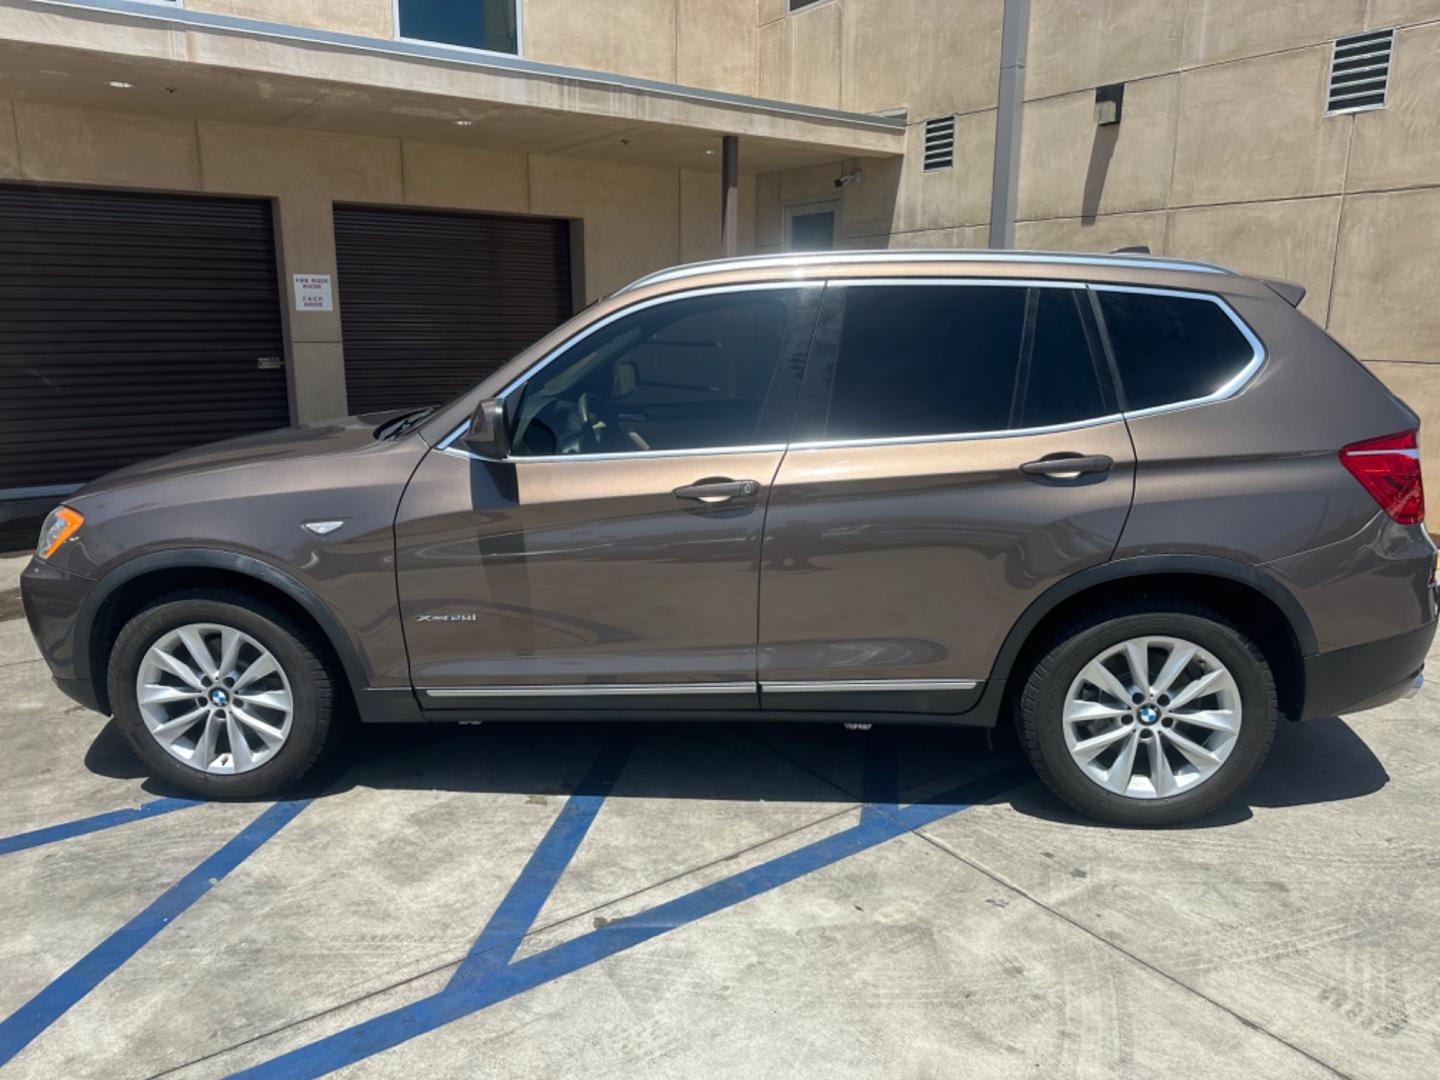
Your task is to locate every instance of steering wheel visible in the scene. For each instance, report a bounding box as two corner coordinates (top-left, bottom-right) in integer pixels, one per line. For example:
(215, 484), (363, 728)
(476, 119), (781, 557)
(577, 392), (650, 453)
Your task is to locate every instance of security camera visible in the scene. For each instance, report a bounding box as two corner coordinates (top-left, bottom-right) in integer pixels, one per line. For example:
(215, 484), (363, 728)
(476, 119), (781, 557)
(834, 170), (863, 189)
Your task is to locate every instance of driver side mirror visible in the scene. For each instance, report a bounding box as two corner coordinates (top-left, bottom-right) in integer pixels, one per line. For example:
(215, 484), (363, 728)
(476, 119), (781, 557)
(462, 397), (510, 460)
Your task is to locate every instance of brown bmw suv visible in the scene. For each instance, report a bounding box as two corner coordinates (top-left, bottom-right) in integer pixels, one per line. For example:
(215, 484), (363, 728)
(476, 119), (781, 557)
(20, 251), (1437, 825)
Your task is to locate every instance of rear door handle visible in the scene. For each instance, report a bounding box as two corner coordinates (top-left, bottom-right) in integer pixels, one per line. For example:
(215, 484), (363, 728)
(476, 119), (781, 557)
(1020, 454), (1114, 478)
(673, 477), (761, 504)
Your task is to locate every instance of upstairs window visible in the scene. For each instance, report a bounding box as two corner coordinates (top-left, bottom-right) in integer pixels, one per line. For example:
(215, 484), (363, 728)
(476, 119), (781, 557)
(397, 0), (520, 56)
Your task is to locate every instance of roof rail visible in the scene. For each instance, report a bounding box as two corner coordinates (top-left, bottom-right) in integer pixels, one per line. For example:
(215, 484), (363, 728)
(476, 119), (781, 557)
(620, 249), (1232, 293)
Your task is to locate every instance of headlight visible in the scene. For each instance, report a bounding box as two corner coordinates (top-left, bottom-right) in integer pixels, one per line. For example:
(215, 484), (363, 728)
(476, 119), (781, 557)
(37, 507), (84, 560)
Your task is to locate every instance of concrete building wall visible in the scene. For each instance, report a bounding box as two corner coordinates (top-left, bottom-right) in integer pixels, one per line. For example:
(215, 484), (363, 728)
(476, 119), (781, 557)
(754, 0), (1004, 250)
(0, 98), (756, 423)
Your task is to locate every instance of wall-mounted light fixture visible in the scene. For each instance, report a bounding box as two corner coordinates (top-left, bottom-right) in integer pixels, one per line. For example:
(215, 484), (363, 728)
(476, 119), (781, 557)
(1094, 82), (1124, 125)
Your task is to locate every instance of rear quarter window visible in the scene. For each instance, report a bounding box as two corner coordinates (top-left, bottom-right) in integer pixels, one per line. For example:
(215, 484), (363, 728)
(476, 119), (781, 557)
(1096, 290), (1258, 411)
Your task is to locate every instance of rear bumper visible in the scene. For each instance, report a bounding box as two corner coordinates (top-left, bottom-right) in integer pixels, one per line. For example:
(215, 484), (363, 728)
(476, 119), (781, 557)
(1300, 617), (1436, 720)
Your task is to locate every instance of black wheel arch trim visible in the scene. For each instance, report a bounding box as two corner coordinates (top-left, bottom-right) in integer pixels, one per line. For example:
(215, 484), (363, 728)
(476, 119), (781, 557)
(988, 556), (1318, 686)
(955, 556), (1316, 730)
(76, 547), (422, 723)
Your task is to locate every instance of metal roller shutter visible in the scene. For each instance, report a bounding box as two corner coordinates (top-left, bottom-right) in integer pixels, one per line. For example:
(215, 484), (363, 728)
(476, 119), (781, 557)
(0, 184), (289, 496)
(333, 204), (574, 414)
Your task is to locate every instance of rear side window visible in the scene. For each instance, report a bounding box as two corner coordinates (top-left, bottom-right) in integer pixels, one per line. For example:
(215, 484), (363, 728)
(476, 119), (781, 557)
(819, 284), (1109, 441)
(1096, 290), (1257, 411)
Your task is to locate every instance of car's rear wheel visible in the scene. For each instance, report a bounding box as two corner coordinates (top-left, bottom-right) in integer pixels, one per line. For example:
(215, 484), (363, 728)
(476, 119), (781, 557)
(1018, 601), (1278, 826)
(108, 591), (343, 798)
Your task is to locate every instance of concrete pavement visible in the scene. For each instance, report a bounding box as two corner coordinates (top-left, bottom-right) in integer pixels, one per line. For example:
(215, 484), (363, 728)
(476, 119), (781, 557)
(1, 552), (1436, 1078)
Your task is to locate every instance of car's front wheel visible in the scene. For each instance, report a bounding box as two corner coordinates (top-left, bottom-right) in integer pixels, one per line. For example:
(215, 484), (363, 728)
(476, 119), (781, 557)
(108, 590), (343, 798)
(1018, 601), (1278, 826)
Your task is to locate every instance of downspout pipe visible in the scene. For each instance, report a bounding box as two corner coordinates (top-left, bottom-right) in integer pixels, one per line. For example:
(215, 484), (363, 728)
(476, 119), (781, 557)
(989, 0), (1030, 249)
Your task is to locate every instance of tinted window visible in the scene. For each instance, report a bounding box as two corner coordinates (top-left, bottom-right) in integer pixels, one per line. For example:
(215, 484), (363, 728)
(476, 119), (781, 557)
(512, 289), (809, 457)
(821, 285), (1108, 440)
(1097, 291), (1256, 411)
(397, 0), (519, 54)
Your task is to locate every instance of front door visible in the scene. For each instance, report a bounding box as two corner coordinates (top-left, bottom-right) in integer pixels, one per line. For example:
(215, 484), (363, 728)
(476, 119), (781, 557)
(395, 283), (823, 710)
(758, 280), (1136, 715)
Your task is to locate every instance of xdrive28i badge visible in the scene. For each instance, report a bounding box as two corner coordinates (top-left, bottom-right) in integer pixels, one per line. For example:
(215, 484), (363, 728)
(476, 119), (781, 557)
(415, 613), (478, 622)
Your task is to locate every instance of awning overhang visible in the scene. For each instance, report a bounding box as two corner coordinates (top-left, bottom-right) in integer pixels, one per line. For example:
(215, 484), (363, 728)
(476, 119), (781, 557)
(0, 0), (907, 174)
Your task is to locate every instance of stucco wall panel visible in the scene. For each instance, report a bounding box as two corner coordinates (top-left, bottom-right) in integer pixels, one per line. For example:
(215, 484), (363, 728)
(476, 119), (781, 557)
(1026, 0), (1186, 100)
(1170, 48), (1350, 206)
(789, 0), (842, 108)
(1017, 76), (1177, 222)
(1013, 210), (1168, 255)
(840, 0), (1001, 117)
(680, 167), (757, 261)
(530, 155), (680, 300)
(524, 0), (677, 83)
(401, 140), (530, 213)
(677, 0), (757, 95)
(0, 101), (18, 179)
(1166, 198), (1343, 324)
(1347, 22), (1440, 193)
(189, 1), (394, 39)
(14, 103), (200, 190)
(1329, 188), (1440, 364)
(1182, 0), (1366, 67)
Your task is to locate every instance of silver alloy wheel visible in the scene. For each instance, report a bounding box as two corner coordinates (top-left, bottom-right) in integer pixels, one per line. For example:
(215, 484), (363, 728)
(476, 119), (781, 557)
(135, 622), (294, 775)
(1062, 635), (1242, 800)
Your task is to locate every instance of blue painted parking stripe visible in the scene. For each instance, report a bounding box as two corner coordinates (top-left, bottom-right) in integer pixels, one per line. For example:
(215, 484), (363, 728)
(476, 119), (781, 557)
(0, 798), (200, 857)
(0, 799), (310, 1068)
(233, 763), (1029, 1079)
(447, 738), (633, 990)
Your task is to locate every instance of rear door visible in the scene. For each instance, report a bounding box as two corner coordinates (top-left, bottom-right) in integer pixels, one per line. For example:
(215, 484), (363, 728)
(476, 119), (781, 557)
(757, 280), (1136, 715)
(395, 283), (823, 709)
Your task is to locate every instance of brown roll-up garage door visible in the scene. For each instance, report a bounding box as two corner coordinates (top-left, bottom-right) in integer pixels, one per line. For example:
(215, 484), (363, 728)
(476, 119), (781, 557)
(0, 184), (289, 496)
(333, 204), (574, 414)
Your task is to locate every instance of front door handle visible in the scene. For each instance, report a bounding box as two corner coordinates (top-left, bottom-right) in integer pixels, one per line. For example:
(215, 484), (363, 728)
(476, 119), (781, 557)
(673, 477), (761, 504)
(1020, 454), (1114, 479)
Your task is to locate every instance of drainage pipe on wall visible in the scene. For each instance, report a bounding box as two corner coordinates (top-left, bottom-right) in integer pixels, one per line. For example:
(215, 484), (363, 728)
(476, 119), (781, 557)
(989, 0), (1030, 249)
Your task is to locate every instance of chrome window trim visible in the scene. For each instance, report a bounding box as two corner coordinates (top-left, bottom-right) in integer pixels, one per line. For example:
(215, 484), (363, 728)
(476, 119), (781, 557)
(621, 250), (1231, 294)
(761, 679), (980, 693)
(438, 279), (1265, 463)
(1089, 283), (1267, 420)
(441, 443), (787, 465)
(424, 683), (754, 698)
(437, 281), (822, 461)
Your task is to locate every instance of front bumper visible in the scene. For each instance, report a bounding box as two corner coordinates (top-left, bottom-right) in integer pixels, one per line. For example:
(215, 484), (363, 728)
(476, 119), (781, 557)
(1301, 616), (1436, 720)
(20, 557), (103, 713)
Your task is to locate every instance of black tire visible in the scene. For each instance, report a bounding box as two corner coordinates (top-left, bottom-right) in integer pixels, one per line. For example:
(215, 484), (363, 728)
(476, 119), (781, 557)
(1018, 600), (1278, 827)
(107, 589), (345, 799)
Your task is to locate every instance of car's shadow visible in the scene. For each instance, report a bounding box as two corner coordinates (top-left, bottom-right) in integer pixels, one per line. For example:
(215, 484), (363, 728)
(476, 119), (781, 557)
(83, 714), (1388, 830)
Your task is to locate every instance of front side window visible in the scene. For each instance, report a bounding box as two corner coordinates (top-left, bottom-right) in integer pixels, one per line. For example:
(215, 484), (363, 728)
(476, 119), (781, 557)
(816, 284), (1110, 442)
(1096, 291), (1258, 411)
(397, 0), (520, 55)
(509, 288), (815, 457)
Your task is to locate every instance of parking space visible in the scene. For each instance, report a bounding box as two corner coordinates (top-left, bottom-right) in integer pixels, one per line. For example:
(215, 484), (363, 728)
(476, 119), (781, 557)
(1, 551), (1437, 1079)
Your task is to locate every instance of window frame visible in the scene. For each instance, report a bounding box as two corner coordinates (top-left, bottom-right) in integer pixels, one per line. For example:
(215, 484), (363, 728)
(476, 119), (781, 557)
(439, 282), (824, 463)
(787, 279), (1263, 451)
(393, 0), (524, 58)
(1089, 284), (1266, 419)
(787, 0), (836, 13)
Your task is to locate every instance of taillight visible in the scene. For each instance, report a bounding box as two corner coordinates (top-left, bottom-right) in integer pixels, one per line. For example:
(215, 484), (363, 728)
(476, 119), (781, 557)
(1340, 430), (1425, 524)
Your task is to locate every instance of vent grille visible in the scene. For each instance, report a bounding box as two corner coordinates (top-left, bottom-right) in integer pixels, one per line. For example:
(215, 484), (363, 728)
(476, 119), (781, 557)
(1328, 28), (1393, 114)
(923, 116), (955, 172)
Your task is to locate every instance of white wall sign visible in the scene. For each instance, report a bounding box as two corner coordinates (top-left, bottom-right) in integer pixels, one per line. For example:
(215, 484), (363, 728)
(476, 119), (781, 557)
(292, 273), (334, 312)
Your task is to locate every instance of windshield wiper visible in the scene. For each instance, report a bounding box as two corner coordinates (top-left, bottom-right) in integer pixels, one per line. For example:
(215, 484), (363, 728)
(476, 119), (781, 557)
(376, 406), (437, 441)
